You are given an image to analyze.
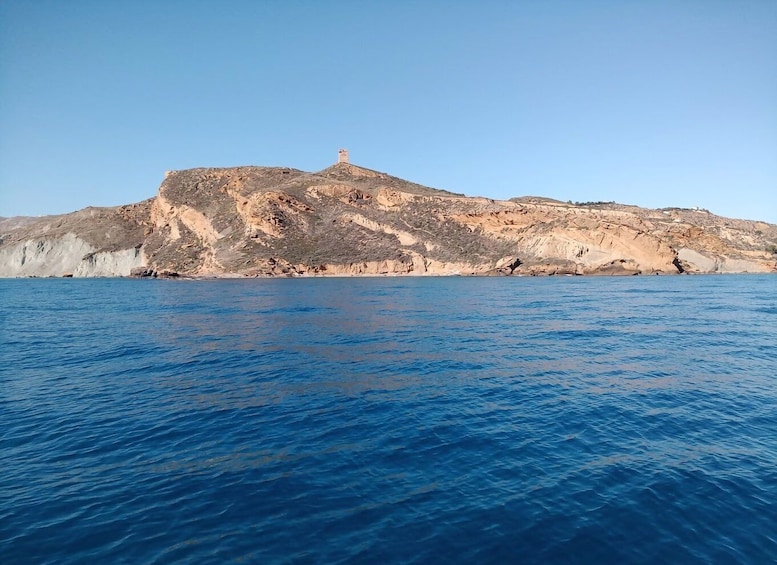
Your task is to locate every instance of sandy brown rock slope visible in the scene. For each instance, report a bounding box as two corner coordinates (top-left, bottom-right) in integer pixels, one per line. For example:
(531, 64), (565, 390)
(1, 162), (776, 277)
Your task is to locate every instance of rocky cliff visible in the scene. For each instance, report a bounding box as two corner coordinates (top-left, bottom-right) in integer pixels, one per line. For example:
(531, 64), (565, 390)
(1, 162), (776, 277)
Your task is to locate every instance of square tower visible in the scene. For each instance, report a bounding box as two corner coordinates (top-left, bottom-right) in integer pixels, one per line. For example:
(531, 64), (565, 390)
(338, 149), (349, 164)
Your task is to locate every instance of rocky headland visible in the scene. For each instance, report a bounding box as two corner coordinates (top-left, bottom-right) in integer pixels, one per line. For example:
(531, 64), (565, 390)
(1, 160), (776, 278)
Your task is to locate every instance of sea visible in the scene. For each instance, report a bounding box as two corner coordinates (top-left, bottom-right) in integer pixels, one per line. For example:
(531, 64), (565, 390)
(1, 275), (776, 564)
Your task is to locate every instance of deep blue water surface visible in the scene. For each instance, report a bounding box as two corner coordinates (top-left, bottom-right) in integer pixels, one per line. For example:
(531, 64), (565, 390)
(1, 275), (776, 563)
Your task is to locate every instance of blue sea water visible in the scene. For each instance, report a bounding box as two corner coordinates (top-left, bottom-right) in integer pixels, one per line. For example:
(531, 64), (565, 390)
(1, 275), (776, 564)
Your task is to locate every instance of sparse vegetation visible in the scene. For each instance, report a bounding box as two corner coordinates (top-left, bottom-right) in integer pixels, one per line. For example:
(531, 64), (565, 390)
(574, 201), (615, 207)
(3, 162), (776, 277)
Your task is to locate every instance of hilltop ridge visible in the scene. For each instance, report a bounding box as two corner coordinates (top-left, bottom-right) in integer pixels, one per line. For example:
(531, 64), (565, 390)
(1, 157), (776, 277)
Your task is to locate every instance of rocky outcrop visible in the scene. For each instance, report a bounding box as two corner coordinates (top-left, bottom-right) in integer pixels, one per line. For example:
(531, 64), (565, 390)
(1, 162), (775, 277)
(676, 248), (771, 273)
(0, 236), (144, 278)
(0, 202), (150, 277)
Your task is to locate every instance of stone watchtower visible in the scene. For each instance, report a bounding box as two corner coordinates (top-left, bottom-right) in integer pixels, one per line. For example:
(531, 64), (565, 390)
(338, 149), (349, 164)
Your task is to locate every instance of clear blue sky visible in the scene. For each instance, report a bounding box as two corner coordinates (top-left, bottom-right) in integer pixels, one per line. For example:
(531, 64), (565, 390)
(1, 0), (775, 223)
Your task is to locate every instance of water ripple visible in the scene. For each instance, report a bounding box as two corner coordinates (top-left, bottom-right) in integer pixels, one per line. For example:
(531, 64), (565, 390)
(1, 275), (776, 563)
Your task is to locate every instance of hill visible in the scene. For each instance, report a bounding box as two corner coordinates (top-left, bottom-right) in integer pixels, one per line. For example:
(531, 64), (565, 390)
(1, 160), (776, 277)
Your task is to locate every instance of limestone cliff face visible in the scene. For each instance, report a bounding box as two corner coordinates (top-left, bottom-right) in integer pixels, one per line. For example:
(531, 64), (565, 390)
(1, 163), (775, 277)
(0, 234), (143, 277)
(0, 203), (150, 277)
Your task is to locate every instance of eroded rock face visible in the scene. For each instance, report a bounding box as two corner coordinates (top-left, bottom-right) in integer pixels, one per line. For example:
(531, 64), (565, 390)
(1, 163), (776, 277)
(0, 203), (150, 277)
(0, 236), (145, 277)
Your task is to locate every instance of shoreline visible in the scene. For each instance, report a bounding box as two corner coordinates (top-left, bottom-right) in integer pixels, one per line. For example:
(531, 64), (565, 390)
(4, 270), (775, 281)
